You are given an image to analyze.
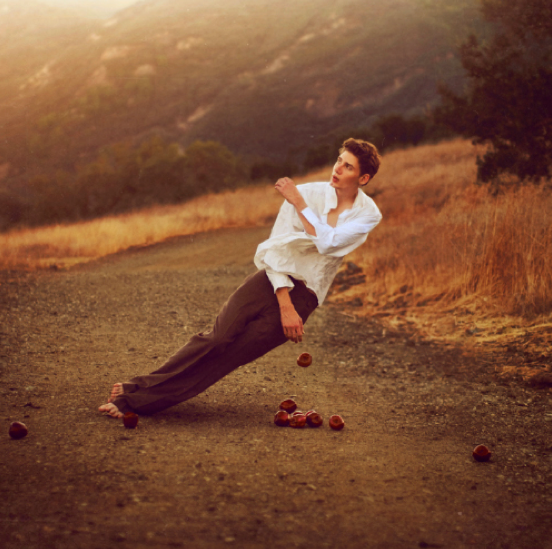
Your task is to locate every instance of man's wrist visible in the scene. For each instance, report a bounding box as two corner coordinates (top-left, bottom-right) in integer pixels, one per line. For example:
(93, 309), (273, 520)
(292, 195), (308, 211)
(275, 287), (293, 309)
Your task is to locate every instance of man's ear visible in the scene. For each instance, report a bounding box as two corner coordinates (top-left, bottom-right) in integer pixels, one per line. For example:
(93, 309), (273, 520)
(359, 174), (371, 187)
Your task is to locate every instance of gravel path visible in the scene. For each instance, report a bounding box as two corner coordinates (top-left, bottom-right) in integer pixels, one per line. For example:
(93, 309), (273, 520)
(1, 226), (551, 549)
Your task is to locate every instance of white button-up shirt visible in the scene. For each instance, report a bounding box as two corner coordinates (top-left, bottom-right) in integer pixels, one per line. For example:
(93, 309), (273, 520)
(254, 181), (382, 305)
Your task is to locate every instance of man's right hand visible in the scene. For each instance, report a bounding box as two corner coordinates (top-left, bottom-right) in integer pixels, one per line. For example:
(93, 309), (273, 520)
(275, 287), (304, 343)
(279, 303), (304, 343)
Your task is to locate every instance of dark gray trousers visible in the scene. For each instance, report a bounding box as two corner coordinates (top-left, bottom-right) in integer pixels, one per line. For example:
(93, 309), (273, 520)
(112, 270), (318, 415)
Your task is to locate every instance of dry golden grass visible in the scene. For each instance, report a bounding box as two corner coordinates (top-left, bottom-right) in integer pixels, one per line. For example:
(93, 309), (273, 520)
(0, 184), (286, 270)
(2, 139), (551, 367)
(337, 139), (552, 363)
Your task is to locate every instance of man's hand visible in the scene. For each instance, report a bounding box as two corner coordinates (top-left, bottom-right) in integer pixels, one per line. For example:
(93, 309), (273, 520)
(275, 287), (304, 343)
(279, 303), (304, 343)
(275, 177), (307, 210)
(274, 177), (316, 237)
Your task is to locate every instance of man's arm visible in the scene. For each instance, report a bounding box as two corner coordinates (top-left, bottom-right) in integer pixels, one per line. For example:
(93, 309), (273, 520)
(274, 177), (382, 258)
(274, 177), (317, 237)
(275, 287), (304, 343)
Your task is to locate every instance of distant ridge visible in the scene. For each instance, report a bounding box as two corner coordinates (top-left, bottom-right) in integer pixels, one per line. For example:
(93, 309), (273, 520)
(0, 0), (485, 178)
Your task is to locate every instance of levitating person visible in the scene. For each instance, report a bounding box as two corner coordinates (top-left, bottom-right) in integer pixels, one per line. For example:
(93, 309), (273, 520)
(99, 138), (382, 418)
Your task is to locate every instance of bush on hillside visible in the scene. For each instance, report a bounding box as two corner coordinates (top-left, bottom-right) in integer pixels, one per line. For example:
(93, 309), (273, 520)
(0, 137), (248, 231)
(185, 140), (247, 194)
(372, 115), (427, 151)
(250, 159), (298, 182)
(436, 0), (552, 185)
(303, 144), (333, 173)
(301, 114), (449, 173)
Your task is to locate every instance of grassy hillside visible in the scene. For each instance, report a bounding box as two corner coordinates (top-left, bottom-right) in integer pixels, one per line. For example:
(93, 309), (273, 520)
(0, 0), (485, 178)
(2, 139), (551, 363)
(342, 140), (552, 363)
(0, 1), (93, 105)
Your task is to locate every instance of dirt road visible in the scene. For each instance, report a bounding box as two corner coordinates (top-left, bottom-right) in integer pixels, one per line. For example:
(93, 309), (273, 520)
(1, 226), (551, 549)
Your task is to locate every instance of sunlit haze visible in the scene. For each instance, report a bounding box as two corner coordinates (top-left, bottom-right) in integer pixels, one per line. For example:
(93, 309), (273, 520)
(39, 0), (139, 6)
(38, 0), (141, 17)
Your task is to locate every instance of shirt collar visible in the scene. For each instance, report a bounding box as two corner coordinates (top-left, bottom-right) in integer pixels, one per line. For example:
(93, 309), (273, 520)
(323, 183), (338, 215)
(323, 182), (364, 215)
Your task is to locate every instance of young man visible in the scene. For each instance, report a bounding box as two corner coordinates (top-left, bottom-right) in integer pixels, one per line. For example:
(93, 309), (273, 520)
(99, 138), (382, 418)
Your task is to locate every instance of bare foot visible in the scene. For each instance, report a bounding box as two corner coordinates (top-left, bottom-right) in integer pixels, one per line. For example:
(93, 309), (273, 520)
(107, 383), (124, 403)
(98, 402), (124, 418)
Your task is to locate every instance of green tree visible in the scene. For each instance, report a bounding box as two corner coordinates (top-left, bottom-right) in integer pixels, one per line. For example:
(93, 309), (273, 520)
(0, 189), (26, 231)
(372, 114), (427, 152)
(135, 136), (188, 204)
(303, 144), (333, 172)
(436, 0), (552, 184)
(26, 171), (81, 226)
(250, 158), (298, 181)
(185, 140), (246, 194)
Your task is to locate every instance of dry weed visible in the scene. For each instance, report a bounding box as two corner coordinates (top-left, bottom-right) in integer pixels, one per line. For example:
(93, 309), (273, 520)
(3, 139), (551, 358)
(337, 139), (552, 355)
(0, 184), (284, 269)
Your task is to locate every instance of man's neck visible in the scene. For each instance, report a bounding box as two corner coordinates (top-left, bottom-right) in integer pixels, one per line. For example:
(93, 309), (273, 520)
(335, 186), (359, 207)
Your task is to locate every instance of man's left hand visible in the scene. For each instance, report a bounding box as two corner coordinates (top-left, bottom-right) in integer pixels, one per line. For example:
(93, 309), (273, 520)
(275, 177), (307, 210)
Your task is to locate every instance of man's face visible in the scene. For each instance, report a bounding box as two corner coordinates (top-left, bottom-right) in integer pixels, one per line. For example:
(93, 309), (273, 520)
(331, 150), (368, 191)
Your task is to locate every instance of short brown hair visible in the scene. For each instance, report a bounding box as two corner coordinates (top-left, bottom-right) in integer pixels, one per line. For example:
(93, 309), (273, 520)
(340, 138), (381, 178)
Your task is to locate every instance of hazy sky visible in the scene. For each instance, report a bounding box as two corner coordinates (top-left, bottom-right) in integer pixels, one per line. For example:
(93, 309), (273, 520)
(40, 0), (139, 6)
(39, 0), (141, 15)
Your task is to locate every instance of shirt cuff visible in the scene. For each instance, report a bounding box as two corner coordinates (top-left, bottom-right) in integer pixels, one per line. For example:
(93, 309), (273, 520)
(301, 206), (320, 227)
(265, 270), (295, 293)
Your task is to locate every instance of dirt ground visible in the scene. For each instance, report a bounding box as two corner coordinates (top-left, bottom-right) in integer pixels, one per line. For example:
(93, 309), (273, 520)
(1, 226), (551, 549)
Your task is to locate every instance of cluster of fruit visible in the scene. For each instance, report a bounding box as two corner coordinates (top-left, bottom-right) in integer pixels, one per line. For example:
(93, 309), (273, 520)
(274, 398), (345, 430)
(6, 419), (492, 462)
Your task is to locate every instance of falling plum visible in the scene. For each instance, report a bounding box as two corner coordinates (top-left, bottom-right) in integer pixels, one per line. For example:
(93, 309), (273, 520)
(297, 353), (312, 367)
(329, 415), (345, 431)
(8, 421), (28, 440)
(274, 411), (290, 427)
(472, 444), (491, 462)
(123, 412), (139, 429)
(279, 399), (297, 414)
(289, 414), (307, 428)
(306, 412), (323, 428)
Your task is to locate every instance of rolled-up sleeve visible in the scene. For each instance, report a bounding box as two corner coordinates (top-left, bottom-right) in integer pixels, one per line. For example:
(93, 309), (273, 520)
(259, 199), (302, 292)
(265, 269), (295, 292)
(253, 181), (382, 305)
(270, 200), (303, 238)
(301, 206), (382, 257)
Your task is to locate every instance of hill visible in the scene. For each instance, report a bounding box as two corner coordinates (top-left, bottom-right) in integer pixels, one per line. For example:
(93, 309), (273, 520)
(2, 138), (551, 366)
(0, 1), (93, 107)
(0, 0), (485, 182)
